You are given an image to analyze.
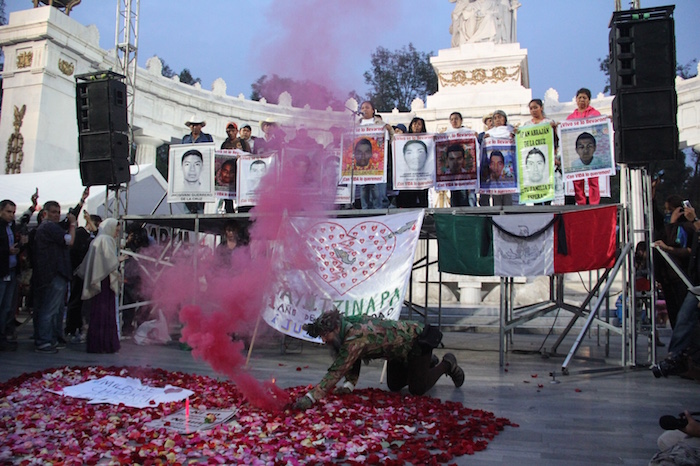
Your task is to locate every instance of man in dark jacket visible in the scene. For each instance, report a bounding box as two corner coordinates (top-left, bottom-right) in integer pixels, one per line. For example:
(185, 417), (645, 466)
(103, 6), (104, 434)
(0, 200), (20, 351)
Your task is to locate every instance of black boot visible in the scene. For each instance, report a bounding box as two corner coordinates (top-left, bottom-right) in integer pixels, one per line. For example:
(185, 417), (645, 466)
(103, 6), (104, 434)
(442, 353), (465, 387)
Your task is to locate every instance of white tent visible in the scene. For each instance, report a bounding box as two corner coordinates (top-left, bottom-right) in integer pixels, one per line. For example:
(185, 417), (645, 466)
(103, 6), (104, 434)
(0, 164), (187, 221)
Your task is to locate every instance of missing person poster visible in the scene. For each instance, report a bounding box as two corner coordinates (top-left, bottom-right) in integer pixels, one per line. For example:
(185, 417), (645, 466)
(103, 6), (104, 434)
(392, 134), (436, 190)
(558, 116), (615, 182)
(168, 143), (216, 204)
(215, 149), (246, 200)
(516, 122), (555, 203)
(322, 149), (352, 205)
(478, 137), (518, 195)
(434, 130), (478, 191)
(340, 125), (387, 185)
(237, 153), (275, 207)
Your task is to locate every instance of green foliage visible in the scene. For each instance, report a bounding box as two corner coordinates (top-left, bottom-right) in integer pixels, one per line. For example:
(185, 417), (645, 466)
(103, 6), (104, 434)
(178, 68), (201, 86)
(598, 54), (611, 95)
(363, 43), (437, 112)
(676, 59), (698, 79)
(249, 74), (344, 110)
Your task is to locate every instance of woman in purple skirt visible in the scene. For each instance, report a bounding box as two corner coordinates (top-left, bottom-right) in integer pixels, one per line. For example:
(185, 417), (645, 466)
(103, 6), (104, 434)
(81, 218), (124, 353)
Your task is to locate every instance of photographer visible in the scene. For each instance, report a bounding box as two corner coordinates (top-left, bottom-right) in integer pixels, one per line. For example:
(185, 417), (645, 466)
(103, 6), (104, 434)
(653, 204), (700, 379)
(650, 410), (700, 465)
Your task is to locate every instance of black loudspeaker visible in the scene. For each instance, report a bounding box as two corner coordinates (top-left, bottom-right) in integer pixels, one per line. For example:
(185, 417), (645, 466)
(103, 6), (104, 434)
(610, 6), (678, 165)
(75, 72), (130, 187)
(78, 132), (130, 186)
(76, 79), (128, 133)
(612, 88), (677, 128)
(614, 126), (678, 166)
(609, 6), (675, 94)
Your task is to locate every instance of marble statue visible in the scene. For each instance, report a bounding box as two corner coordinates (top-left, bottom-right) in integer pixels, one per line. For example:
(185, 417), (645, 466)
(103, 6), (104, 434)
(449, 0), (521, 47)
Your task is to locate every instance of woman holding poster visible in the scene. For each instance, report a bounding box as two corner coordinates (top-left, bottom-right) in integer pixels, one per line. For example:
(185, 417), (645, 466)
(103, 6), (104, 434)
(566, 88), (601, 205)
(395, 118), (430, 208)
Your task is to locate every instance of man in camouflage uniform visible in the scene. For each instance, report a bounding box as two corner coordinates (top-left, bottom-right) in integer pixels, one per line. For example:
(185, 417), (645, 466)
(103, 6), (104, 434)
(294, 309), (465, 410)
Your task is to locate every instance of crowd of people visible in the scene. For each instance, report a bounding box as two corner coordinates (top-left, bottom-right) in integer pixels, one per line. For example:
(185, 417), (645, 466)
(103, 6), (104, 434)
(0, 190), (153, 354)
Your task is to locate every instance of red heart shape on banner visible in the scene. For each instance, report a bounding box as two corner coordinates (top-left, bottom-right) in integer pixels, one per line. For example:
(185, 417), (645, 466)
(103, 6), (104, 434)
(306, 220), (397, 295)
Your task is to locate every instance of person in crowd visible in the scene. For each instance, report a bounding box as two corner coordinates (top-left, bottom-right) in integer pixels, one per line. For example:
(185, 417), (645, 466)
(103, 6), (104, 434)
(121, 223), (152, 337)
(5, 190), (39, 340)
(357, 101), (393, 210)
(81, 218), (125, 354)
(480, 111), (514, 206)
(392, 124), (407, 134)
(652, 207), (700, 379)
(220, 122), (250, 152)
(33, 201), (76, 353)
(649, 410), (700, 465)
(654, 195), (695, 329)
(477, 113), (494, 145)
(396, 118), (429, 208)
(215, 221), (245, 269)
(289, 126), (323, 152)
(65, 212), (101, 342)
(182, 116), (213, 144)
(239, 124), (257, 153)
(484, 110), (514, 139)
(445, 112), (476, 207)
(256, 119), (286, 153)
(566, 88), (601, 205)
(524, 148), (547, 186)
(0, 200), (20, 351)
(293, 309), (465, 410)
(221, 122), (239, 148)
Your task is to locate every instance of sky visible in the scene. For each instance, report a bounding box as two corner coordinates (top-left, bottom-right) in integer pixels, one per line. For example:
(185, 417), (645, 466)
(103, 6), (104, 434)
(5, 0), (700, 107)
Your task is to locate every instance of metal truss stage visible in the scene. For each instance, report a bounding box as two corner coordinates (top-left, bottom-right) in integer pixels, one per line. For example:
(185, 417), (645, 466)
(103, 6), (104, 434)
(121, 203), (648, 376)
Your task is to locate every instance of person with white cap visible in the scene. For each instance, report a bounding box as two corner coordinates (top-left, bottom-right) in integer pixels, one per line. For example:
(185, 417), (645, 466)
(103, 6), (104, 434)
(182, 115), (213, 144)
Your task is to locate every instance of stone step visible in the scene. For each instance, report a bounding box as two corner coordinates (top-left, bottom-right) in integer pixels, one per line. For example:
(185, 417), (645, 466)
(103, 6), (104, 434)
(400, 304), (623, 334)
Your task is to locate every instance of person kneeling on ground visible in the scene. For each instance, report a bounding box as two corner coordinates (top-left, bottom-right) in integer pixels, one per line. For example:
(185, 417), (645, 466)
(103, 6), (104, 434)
(293, 309), (465, 410)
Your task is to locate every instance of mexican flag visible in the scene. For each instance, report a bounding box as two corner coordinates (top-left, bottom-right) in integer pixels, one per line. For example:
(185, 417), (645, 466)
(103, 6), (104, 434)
(434, 205), (617, 277)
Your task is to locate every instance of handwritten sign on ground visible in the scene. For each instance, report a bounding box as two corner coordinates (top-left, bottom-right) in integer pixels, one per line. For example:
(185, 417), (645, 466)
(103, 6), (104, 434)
(146, 408), (239, 433)
(55, 376), (194, 408)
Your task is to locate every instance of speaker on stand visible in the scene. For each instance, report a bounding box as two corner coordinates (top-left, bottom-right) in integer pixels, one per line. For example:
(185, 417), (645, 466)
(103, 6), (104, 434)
(609, 6), (678, 166)
(75, 71), (130, 186)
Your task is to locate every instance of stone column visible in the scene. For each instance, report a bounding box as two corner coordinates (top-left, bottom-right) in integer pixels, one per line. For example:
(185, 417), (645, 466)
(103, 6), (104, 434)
(133, 135), (163, 166)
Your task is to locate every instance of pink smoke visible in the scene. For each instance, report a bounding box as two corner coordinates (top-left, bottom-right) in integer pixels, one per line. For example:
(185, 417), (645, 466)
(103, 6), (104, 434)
(254, 0), (386, 101)
(146, 141), (339, 411)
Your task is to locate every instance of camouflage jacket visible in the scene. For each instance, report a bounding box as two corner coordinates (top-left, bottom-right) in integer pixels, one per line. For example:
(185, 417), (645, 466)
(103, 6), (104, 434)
(309, 316), (423, 401)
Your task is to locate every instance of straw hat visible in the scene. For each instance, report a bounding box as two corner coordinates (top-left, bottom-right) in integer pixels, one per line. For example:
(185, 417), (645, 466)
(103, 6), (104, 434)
(185, 115), (206, 127)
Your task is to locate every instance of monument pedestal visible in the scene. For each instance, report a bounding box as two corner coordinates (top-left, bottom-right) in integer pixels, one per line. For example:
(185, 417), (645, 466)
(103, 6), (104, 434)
(427, 42), (532, 118)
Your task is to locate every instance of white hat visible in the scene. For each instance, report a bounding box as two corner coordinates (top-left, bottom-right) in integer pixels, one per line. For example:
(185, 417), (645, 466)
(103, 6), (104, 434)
(185, 115), (206, 127)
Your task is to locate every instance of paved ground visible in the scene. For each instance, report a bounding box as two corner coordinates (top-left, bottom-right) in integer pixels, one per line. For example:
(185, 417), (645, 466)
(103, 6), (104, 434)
(1, 317), (697, 465)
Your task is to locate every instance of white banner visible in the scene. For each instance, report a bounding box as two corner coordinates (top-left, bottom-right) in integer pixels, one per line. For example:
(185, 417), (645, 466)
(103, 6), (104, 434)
(263, 210), (425, 342)
(492, 213), (554, 277)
